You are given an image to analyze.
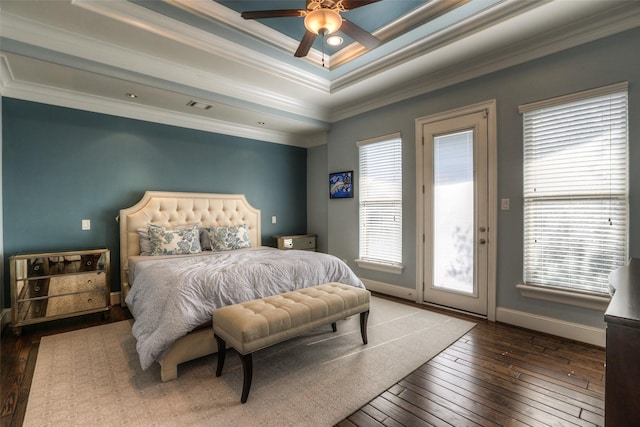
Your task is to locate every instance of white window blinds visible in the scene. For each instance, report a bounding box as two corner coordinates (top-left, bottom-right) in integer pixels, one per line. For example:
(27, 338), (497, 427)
(357, 134), (402, 265)
(520, 83), (628, 294)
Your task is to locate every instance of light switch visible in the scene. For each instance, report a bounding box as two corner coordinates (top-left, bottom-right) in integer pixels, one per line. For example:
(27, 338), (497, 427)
(82, 219), (91, 230)
(501, 199), (510, 211)
(271, 216), (277, 224)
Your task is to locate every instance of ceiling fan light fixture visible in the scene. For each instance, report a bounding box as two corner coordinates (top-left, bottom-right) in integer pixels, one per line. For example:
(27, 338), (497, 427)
(304, 9), (342, 36)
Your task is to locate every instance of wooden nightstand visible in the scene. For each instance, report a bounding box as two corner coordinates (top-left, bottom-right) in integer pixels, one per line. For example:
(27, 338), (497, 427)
(273, 234), (317, 251)
(10, 248), (111, 335)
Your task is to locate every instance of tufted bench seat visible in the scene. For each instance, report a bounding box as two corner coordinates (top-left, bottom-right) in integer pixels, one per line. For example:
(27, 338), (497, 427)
(213, 282), (371, 403)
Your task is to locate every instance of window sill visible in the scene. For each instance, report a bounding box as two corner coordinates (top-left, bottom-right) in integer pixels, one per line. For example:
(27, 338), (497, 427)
(355, 259), (404, 275)
(516, 283), (611, 311)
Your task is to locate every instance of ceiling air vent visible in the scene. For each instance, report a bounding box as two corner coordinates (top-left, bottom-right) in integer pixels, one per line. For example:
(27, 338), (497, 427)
(187, 100), (213, 110)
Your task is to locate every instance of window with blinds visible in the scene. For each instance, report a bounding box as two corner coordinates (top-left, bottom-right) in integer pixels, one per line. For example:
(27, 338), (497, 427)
(357, 133), (402, 267)
(520, 83), (628, 295)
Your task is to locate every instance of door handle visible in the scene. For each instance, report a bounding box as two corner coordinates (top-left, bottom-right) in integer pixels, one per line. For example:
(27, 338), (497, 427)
(478, 238), (487, 244)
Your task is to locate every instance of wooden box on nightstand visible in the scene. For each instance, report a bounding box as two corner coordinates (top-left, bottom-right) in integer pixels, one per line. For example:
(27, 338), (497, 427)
(273, 234), (317, 251)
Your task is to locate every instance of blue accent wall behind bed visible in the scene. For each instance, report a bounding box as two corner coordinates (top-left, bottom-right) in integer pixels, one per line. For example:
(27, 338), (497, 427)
(2, 98), (308, 299)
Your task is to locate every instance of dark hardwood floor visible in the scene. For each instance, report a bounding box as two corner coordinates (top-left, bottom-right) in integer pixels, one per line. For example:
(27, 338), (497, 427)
(1, 307), (133, 427)
(1, 297), (605, 427)
(338, 297), (605, 427)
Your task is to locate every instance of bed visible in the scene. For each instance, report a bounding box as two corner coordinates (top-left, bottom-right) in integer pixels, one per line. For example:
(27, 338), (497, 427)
(119, 191), (365, 381)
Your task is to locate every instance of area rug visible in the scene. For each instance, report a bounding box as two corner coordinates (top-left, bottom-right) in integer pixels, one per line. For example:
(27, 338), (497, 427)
(24, 296), (475, 426)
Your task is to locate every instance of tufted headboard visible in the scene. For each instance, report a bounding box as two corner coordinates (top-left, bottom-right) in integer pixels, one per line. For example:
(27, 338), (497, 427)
(119, 191), (261, 296)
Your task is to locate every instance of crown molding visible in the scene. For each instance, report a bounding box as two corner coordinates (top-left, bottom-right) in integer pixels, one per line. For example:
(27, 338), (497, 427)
(173, 0), (474, 72)
(71, 0), (330, 93)
(330, 0), (471, 69)
(331, 0), (540, 94)
(330, 1), (640, 122)
(167, 0), (326, 67)
(1, 9), (330, 123)
(0, 55), (13, 95)
(0, 62), (312, 147)
(3, 0), (638, 141)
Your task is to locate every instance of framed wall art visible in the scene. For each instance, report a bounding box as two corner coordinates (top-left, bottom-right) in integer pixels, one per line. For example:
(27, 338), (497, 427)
(329, 171), (353, 199)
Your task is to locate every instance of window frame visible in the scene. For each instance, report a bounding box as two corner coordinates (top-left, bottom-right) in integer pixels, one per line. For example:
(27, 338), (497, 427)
(355, 132), (404, 274)
(517, 82), (629, 309)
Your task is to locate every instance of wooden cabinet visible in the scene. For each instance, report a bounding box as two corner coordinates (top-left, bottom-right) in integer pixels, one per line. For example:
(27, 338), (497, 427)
(10, 249), (110, 335)
(605, 258), (640, 425)
(274, 234), (316, 251)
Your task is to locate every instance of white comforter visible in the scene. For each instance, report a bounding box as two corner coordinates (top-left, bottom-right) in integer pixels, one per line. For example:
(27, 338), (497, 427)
(125, 247), (365, 370)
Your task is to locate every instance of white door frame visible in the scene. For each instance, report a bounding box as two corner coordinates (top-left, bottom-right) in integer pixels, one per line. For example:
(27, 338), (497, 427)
(415, 100), (497, 321)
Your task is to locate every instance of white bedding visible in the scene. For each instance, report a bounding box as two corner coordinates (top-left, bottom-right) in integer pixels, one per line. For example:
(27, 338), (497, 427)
(125, 247), (365, 370)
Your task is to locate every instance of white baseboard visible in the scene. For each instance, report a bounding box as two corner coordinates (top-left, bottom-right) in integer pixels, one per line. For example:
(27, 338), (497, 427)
(360, 279), (606, 347)
(360, 278), (418, 302)
(496, 307), (606, 348)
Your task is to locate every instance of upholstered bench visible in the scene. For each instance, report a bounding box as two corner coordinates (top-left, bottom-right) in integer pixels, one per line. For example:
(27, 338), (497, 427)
(213, 282), (371, 403)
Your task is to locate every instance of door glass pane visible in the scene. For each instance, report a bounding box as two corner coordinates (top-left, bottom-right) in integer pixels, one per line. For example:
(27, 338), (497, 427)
(433, 130), (474, 294)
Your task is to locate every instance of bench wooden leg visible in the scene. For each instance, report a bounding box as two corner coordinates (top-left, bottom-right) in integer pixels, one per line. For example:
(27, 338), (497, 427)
(239, 353), (253, 403)
(360, 310), (369, 344)
(214, 334), (226, 377)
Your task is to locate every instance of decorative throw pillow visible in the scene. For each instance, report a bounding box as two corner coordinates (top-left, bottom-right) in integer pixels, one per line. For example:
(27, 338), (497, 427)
(147, 223), (201, 256)
(137, 227), (152, 255)
(206, 224), (251, 251)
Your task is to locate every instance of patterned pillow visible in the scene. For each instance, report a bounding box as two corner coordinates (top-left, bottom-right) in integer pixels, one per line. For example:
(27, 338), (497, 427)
(147, 223), (201, 256)
(206, 224), (251, 251)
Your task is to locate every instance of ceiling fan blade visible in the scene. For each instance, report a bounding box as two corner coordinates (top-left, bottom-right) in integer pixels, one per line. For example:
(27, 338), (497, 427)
(241, 10), (304, 20)
(340, 19), (381, 50)
(341, 0), (381, 11)
(294, 31), (317, 57)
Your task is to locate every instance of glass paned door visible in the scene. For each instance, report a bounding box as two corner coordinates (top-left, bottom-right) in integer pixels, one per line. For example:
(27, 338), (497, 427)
(433, 130), (475, 294)
(422, 111), (488, 315)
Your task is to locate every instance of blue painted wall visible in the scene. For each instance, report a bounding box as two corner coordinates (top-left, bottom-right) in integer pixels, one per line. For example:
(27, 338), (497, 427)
(314, 27), (640, 329)
(2, 99), (308, 302)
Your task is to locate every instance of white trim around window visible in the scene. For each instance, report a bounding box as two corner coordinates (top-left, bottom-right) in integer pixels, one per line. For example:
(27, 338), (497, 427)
(516, 283), (611, 311)
(519, 82), (629, 303)
(356, 132), (404, 272)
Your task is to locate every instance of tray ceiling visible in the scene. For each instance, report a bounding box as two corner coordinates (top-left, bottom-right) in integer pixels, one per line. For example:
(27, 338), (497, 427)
(1, 0), (639, 147)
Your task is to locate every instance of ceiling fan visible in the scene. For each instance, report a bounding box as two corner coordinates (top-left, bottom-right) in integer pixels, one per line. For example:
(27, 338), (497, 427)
(240, 0), (382, 58)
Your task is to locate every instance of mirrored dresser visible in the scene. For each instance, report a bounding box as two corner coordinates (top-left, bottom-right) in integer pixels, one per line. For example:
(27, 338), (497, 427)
(10, 248), (110, 335)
